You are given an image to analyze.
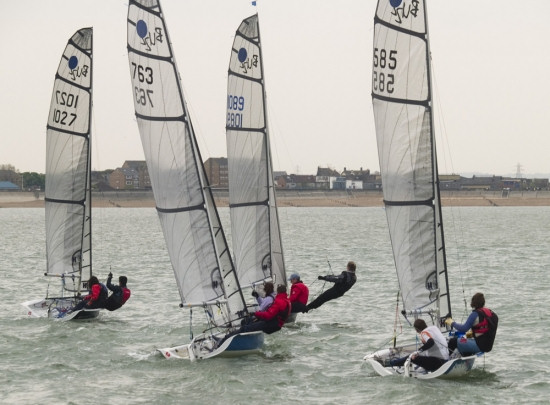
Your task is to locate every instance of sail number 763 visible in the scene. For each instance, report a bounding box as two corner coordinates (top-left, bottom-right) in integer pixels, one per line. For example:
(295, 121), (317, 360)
(131, 62), (154, 107)
(373, 48), (397, 94)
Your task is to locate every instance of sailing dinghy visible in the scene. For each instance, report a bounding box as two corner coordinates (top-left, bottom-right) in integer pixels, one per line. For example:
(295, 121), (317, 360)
(22, 28), (99, 321)
(226, 14), (289, 316)
(127, 0), (262, 360)
(363, 0), (476, 378)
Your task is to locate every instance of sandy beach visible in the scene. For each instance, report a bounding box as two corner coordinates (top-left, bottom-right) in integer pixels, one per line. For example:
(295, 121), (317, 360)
(2, 190), (550, 208)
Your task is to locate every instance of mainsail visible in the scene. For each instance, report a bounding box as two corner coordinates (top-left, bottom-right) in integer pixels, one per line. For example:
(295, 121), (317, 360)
(372, 0), (451, 327)
(127, 0), (246, 326)
(45, 27), (93, 296)
(226, 14), (286, 289)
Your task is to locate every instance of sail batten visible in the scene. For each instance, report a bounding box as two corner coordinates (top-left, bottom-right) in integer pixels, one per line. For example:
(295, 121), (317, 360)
(226, 14), (286, 289)
(373, 0), (450, 327)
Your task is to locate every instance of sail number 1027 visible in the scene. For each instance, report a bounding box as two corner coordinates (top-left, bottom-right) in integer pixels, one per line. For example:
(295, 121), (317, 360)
(373, 48), (397, 94)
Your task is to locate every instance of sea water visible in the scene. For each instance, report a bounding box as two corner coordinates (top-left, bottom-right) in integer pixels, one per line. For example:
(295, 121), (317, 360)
(1, 206), (549, 404)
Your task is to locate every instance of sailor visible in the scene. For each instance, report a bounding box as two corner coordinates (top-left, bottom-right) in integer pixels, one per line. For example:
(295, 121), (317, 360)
(390, 318), (449, 372)
(69, 276), (108, 313)
(217, 285), (291, 347)
(445, 292), (498, 355)
(305, 261), (357, 312)
(252, 282), (276, 311)
(288, 273), (309, 313)
(249, 284), (291, 333)
(105, 272), (131, 311)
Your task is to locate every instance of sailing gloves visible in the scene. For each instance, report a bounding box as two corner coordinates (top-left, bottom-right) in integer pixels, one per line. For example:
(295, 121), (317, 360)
(318, 276), (327, 281)
(251, 290), (259, 298)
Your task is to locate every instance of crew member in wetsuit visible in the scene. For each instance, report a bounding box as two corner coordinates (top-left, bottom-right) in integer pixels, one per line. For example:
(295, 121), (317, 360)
(288, 273), (309, 313)
(305, 261), (357, 312)
(217, 285), (291, 347)
(445, 292), (497, 355)
(389, 318), (449, 372)
(105, 272), (131, 311)
(70, 276), (108, 312)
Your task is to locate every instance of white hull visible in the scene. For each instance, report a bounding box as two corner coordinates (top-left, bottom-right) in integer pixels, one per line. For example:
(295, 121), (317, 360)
(158, 331), (264, 361)
(22, 298), (100, 320)
(364, 345), (477, 379)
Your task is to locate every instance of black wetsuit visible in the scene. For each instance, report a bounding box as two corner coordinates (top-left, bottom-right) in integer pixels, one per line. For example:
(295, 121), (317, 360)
(306, 270), (356, 311)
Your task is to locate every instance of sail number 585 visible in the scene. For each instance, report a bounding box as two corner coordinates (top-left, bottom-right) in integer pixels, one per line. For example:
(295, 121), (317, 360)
(373, 48), (397, 94)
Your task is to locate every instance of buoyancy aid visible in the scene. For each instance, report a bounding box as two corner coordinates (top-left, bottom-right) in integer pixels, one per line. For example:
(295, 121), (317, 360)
(276, 299), (291, 325)
(472, 307), (498, 352)
(88, 283), (108, 303)
(472, 308), (491, 335)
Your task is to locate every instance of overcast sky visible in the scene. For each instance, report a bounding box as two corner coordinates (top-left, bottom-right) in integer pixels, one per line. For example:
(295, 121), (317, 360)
(1, 0), (549, 177)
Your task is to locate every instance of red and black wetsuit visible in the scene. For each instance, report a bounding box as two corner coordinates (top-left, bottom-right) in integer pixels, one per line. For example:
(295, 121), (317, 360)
(105, 275), (131, 311)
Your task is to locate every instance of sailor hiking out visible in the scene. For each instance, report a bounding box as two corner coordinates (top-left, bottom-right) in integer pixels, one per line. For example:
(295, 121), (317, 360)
(305, 261), (357, 312)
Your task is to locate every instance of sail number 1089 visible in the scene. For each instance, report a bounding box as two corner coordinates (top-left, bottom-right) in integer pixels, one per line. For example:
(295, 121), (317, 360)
(373, 48), (397, 94)
(227, 95), (245, 128)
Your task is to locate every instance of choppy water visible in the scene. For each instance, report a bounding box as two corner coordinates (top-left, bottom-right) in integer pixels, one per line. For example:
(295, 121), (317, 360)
(1, 206), (549, 404)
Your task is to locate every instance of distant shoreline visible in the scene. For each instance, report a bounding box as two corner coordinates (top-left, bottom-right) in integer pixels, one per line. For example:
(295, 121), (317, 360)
(2, 190), (550, 208)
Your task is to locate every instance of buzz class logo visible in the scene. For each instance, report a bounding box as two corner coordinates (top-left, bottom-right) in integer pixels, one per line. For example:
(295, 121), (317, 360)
(136, 19), (164, 52)
(389, 0), (420, 24)
(67, 55), (89, 81)
(237, 47), (259, 75)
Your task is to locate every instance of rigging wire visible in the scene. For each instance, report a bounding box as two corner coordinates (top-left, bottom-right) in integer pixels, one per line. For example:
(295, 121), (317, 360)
(306, 256), (335, 298)
(431, 59), (471, 317)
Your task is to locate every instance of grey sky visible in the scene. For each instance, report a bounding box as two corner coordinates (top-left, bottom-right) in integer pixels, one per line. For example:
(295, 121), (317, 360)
(1, 0), (549, 177)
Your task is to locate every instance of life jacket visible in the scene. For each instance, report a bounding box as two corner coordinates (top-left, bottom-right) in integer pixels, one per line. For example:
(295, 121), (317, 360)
(276, 298), (291, 325)
(122, 287), (131, 304)
(473, 307), (498, 352)
(472, 308), (491, 334)
(88, 283), (108, 302)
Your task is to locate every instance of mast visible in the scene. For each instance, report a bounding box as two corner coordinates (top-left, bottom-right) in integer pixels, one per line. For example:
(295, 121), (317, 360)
(259, 16), (286, 288)
(424, 0), (452, 321)
(87, 28), (93, 280)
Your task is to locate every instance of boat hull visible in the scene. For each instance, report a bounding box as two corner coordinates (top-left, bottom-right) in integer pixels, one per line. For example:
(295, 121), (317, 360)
(158, 331), (264, 360)
(21, 298), (100, 320)
(364, 345), (477, 379)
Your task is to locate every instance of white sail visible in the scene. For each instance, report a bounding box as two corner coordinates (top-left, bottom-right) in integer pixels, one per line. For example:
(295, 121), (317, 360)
(373, 0), (450, 327)
(127, 0), (246, 326)
(364, 0), (476, 378)
(45, 28), (93, 295)
(226, 14), (286, 289)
